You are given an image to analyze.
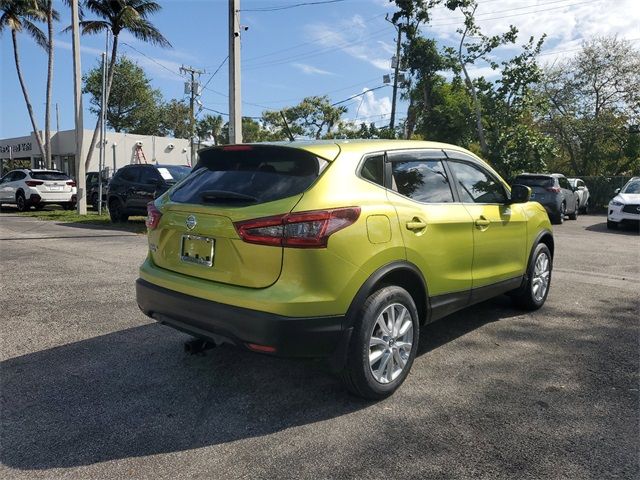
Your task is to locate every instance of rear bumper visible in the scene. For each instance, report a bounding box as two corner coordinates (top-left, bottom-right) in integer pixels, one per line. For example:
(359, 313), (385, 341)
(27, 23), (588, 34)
(136, 278), (347, 357)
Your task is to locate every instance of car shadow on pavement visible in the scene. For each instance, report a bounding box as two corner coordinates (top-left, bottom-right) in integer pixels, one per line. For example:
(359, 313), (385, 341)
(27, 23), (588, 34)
(585, 221), (639, 235)
(0, 296), (524, 470)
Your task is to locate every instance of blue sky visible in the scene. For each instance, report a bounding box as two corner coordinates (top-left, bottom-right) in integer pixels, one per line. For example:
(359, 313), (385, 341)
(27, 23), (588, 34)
(1, 0), (638, 139)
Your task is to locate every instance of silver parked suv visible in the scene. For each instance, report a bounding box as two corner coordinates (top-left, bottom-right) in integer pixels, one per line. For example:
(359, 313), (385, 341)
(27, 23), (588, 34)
(513, 173), (579, 224)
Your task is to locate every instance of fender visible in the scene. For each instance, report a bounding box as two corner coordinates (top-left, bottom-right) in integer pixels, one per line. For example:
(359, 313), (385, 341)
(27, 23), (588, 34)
(329, 260), (429, 373)
(518, 229), (554, 290)
(343, 260), (429, 329)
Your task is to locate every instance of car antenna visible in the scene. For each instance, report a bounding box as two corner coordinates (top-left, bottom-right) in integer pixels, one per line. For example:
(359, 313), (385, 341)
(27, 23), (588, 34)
(280, 111), (295, 142)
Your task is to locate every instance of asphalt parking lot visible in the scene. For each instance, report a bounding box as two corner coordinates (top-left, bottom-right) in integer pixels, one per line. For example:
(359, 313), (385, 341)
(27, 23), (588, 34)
(0, 212), (638, 479)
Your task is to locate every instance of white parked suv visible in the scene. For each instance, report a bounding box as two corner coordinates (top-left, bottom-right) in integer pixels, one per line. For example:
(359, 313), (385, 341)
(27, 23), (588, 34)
(0, 169), (77, 211)
(568, 178), (590, 213)
(607, 177), (640, 229)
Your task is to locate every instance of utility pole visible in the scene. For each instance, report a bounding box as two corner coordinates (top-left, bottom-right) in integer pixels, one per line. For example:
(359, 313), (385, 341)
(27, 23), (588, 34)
(180, 65), (203, 165)
(71, 0), (86, 215)
(229, 0), (242, 144)
(389, 23), (402, 131)
(98, 49), (107, 214)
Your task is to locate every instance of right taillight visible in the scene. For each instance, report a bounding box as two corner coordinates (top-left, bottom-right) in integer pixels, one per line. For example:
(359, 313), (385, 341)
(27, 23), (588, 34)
(234, 207), (361, 248)
(546, 186), (561, 193)
(25, 180), (44, 187)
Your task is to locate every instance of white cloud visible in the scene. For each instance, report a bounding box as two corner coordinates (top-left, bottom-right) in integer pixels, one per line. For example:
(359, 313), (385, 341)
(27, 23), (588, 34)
(427, 0), (640, 65)
(292, 63), (335, 76)
(306, 14), (395, 71)
(352, 88), (392, 123)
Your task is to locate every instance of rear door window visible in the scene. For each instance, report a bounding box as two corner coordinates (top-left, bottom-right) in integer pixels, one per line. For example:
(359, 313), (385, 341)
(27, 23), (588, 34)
(359, 155), (385, 187)
(171, 145), (327, 205)
(118, 167), (140, 183)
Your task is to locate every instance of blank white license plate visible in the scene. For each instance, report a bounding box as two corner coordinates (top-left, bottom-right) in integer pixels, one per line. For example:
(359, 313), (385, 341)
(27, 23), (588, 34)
(49, 186), (63, 191)
(180, 234), (215, 267)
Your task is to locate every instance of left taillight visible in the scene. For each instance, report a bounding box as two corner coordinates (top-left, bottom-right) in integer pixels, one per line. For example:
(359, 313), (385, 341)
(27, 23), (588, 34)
(25, 180), (44, 187)
(146, 202), (162, 229)
(234, 207), (361, 248)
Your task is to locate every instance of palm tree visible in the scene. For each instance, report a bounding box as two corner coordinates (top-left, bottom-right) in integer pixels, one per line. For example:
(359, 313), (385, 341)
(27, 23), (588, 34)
(76, 0), (171, 170)
(0, 0), (47, 163)
(42, 0), (59, 169)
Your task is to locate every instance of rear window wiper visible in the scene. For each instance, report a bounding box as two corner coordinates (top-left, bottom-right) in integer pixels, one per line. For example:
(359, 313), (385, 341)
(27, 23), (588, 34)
(199, 190), (258, 204)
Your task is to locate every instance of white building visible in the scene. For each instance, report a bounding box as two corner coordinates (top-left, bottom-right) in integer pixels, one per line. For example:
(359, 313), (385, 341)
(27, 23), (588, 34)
(0, 130), (191, 177)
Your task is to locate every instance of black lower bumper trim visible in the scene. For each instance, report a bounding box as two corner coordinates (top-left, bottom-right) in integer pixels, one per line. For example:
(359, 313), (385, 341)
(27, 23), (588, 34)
(136, 278), (346, 358)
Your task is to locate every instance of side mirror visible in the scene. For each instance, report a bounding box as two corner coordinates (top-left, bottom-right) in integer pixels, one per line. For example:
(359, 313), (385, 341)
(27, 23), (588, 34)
(510, 184), (531, 204)
(614, 188), (621, 194)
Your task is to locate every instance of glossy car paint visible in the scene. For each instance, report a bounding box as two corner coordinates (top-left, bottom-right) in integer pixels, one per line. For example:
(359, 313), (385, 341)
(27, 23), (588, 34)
(140, 140), (552, 320)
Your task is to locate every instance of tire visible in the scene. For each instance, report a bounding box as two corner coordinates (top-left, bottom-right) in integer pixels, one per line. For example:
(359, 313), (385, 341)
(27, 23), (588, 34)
(512, 243), (552, 311)
(34, 203), (45, 211)
(551, 203), (565, 225)
(341, 285), (420, 400)
(568, 201), (578, 220)
(108, 199), (128, 222)
(607, 220), (618, 230)
(581, 201), (589, 215)
(16, 192), (29, 212)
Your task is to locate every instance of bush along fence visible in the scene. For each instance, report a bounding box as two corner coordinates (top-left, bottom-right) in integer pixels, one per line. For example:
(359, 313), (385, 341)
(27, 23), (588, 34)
(579, 176), (636, 211)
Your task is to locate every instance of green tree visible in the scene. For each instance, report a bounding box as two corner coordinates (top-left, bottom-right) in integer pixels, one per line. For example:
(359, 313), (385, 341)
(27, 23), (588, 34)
(444, 0), (518, 156)
(196, 114), (224, 145)
(159, 100), (190, 139)
(540, 37), (640, 175)
(83, 56), (163, 134)
(74, 0), (171, 169)
(1, 0), (47, 160)
(263, 96), (347, 139)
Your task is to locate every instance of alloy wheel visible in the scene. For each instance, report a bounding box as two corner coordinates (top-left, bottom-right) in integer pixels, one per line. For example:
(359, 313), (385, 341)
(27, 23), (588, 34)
(368, 303), (413, 384)
(532, 252), (550, 302)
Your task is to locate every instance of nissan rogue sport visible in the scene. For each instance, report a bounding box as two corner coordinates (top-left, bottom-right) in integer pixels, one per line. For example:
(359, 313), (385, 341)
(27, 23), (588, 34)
(136, 140), (554, 399)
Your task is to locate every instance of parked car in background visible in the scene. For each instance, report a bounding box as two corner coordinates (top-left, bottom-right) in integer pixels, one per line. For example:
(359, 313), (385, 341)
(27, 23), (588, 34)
(137, 141), (554, 399)
(86, 171), (110, 210)
(607, 177), (640, 229)
(568, 178), (590, 213)
(513, 173), (579, 224)
(0, 169), (76, 211)
(107, 164), (191, 222)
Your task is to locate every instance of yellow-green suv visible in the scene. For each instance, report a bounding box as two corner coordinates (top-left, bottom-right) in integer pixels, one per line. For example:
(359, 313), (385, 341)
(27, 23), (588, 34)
(137, 140), (553, 399)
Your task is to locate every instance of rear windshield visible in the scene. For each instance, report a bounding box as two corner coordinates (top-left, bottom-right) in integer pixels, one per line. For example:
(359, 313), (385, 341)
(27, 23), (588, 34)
(157, 165), (191, 183)
(170, 146), (328, 205)
(31, 171), (70, 181)
(514, 176), (554, 188)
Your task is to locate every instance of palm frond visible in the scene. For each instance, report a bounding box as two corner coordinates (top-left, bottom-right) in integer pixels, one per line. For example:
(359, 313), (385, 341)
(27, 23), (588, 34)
(22, 18), (47, 48)
(130, 1), (162, 19)
(125, 17), (170, 48)
(79, 19), (109, 35)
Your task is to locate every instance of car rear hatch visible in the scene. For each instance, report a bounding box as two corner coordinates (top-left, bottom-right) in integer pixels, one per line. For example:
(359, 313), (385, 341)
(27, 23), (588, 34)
(514, 176), (555, 203)
(29, 171), (74, 193)
(149, 144), (331, 288)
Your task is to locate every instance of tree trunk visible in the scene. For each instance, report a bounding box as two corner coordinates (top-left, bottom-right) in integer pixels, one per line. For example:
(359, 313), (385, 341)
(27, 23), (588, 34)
(458, 18), (488, 157)
(11, 30), (46, 162)
(85, 34), (119, 171)
(45, 6), (54, 169)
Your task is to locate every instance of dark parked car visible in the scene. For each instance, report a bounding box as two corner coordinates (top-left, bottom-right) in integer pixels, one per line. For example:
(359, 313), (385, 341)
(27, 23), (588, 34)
(107, 164), (191, 222)
(513, 173), (579, 224)
(86, 171), (109, 210)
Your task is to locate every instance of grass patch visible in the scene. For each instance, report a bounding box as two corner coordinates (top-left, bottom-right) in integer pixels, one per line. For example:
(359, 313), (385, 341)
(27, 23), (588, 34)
(9, 206), (147, 234)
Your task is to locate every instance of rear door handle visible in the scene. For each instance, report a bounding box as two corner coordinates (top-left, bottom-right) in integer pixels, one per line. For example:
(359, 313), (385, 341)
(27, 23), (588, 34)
(406, 218), (427, 231)
(475, 216), (490, 229)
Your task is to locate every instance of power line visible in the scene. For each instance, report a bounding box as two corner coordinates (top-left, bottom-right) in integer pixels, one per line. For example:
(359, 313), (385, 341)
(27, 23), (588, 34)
(241, 0), (346, 13)
(429, 0), (603, 27)
(200, 56), (229, 93)
(121, 42), (186, 79)
(332, 85), (389, 106)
